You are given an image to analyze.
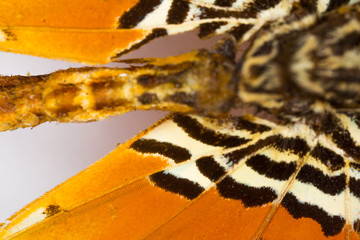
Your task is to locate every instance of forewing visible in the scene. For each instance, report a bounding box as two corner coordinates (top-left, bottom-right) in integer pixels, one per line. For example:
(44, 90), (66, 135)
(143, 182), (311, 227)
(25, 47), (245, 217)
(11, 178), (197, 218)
(0, 0), (301, 63)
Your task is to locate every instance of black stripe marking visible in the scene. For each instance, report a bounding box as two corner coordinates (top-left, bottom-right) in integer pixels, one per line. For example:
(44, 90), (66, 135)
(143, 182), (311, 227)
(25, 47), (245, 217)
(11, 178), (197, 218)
(199, 7), (249, 19)
(149, 171), (204, 200)
(272, 136), (310, 157)
(217, 176), (277, 207)
(167, 0), (190, 24)
(246, 154), (297, 181)
(225, 135), (279, 166)
(296, 165), (346, 195)
(321, 113), (360, 160)
(113, 28), (168, 59)
(198, 22), (228, 38)
(233, 117), (272, 133)
(214, 0), (236, 7)
(245, 0), (281, 17)
(173, 114), (250, 148)
(350, 177), (360, 198)
(310, 145), (345, 171)
(282, 193), (345, 236)
(130, 139), (191, 163)
(118, 0), (163, 28)
(196, 156), (227, 182)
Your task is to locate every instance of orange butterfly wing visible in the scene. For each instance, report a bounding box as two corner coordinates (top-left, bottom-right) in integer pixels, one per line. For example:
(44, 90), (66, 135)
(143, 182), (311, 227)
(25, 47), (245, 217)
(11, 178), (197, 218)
(0, 0), (149, 64)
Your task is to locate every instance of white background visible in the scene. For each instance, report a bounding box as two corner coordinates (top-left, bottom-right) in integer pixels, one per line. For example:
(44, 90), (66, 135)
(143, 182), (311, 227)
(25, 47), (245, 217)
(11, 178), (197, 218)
(0, 31), (218, 221)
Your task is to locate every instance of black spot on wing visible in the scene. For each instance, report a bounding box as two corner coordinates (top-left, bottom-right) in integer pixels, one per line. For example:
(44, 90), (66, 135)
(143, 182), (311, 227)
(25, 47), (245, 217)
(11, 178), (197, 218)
(119, 0), (163, 28)
(272, 136), (310, 157)
(214, 0), (236, 7)
(246, 154), (297, 181)
(217, 176), (277, 207)
(233, 117), (272, 133)
(350, 177), (360, 198)
(43, 205), (62, 218)
(321, 113), (360, 160)
(239, 0), (281, 18)
(113, 28), (167, 59)
(199, 21), (228, 38)
(310, 145), (345, 171)
(150, 171), (204, 200)
(167, 0), (190, 24)
(225, 135), (278, 166)
(282, 193), (345, 237)
(199, 6), (249, 19)
(130, 139), (191, 163)
(296, 165), (346, 195)
(196, 156), (227, 182)
(173, 114), (250, 148)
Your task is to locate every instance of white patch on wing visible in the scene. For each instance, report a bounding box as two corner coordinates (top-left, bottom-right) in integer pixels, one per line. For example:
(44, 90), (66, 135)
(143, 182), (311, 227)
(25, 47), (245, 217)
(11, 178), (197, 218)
(231, 165), (286, 194)
(7, 207), (46, 236)
(136, 0), (173, 28)
(166, 22), (202, 35)
(213, 154), (232, 169)
(338, 113), (360, 148)
(165, 161), (212, 188)
(350, 193), (360, 223)
(259, 148), (299, 164)
(0, 30), (7, 42)
(350, 165), (360, 181)
(143, 120), (222, 159)
(289, 180), (346, 217)
(232, 0), (256, 9)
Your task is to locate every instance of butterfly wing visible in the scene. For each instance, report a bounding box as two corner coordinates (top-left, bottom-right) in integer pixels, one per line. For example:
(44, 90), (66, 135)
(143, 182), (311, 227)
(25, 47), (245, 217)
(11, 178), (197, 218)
(0, 113), (274, 239)
(0, 0), (306, 64)
(1, 112), (359, 239)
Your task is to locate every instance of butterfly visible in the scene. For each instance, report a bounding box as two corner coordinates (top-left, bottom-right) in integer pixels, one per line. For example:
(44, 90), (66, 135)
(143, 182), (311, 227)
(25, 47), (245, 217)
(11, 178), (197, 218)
(0, 0), (360, 239)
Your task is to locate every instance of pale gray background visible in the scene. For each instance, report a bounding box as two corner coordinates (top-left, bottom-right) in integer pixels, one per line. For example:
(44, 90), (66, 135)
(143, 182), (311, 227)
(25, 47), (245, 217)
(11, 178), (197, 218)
(0, 32), (218, 221)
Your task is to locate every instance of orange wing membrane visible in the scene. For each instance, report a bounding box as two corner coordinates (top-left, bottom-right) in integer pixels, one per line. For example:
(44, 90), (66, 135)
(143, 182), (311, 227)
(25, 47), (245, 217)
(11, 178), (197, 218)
(0, 0), (149, 63)
(1, 112), (360, 239)
(0, 0), (328, 64)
